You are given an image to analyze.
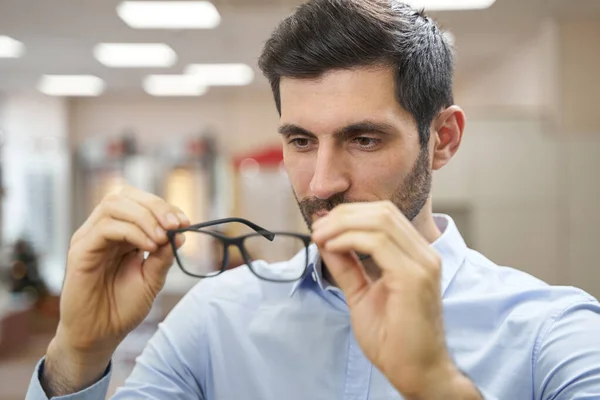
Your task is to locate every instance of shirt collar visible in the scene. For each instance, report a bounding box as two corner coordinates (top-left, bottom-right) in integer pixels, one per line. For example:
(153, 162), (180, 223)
(289, 213), (467, 297)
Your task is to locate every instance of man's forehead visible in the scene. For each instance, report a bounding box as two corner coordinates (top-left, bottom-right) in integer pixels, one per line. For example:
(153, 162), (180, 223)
(278, 69), (412, 136)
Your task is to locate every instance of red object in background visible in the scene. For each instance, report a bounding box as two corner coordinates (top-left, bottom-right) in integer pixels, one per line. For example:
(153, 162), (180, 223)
(188, 137), (207, 157)
(107, 139), (124, 157)
(233, 146), (283, 169)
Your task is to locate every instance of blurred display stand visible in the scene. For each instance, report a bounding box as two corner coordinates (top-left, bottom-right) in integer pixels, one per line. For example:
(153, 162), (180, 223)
(0, 127), (4, 246)
(234, 145), (305, 232)
(1, 126), (71, 296)
(76, 131), (142, 217)
(156, 132), (218, 230)
(157, 131), (235, 295)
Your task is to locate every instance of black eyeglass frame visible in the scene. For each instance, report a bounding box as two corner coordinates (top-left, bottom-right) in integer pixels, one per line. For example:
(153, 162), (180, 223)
(167, 217), (313, 283)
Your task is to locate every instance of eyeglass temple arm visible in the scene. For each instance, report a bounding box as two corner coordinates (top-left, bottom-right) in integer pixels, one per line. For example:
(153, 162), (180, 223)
(187, 217), (275, 241)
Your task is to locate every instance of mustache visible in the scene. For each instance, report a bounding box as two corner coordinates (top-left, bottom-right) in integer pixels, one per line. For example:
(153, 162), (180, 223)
(299, 194), (373, 261)
(298, 193), (349, 217)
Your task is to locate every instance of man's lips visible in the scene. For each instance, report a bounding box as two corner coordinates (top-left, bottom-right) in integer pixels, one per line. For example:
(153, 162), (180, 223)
(314, 210), (329, 218)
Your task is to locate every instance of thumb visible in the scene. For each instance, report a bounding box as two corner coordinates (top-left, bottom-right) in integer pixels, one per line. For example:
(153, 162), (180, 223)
(142, 235), (185, 293)
(319, 247), (370, 305)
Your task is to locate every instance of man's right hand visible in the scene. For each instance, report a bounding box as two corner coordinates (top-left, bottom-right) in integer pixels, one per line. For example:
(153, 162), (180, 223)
(42, 186), (189, 396)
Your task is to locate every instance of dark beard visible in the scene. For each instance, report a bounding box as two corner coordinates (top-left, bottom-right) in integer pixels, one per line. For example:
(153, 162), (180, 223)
(295, 147), (432, 232)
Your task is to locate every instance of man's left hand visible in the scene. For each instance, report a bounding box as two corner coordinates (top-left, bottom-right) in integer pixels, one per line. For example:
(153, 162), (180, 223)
(311, 201), (481, 400)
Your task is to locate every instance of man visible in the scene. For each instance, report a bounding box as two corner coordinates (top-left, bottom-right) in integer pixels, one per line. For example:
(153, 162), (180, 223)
(26, 0), (600, 399)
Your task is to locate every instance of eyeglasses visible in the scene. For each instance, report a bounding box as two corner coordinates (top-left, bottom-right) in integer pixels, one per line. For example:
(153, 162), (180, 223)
(166, 217), (312, 282)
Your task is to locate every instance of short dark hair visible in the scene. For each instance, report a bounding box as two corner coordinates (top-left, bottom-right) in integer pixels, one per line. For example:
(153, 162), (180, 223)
(258, 0), (455, 148)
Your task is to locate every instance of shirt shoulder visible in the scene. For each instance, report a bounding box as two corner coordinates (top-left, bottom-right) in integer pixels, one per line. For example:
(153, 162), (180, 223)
(448, 248), (597, 308)
(443, 249), (600, 398)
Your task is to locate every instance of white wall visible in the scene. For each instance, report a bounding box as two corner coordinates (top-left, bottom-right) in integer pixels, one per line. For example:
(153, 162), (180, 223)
(434, 117), (565, 286)
(559, 18), (600, 135)
(438, 16), (600, 297)
(564, 137), (600, 298)
(454, 18), (560, 120)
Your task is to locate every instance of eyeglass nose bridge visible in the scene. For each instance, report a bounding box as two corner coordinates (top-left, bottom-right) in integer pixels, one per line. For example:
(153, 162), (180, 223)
(236, 240), (254, 269)
(220, 241), (230, 272)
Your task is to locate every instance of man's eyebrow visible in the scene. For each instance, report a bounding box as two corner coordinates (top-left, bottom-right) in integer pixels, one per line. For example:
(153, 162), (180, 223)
(334, 120), (395, 138)
(278, 120), (396, 139)
(278, 124), (317, 138)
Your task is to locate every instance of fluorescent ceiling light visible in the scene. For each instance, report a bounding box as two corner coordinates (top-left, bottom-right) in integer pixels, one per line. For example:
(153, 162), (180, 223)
(143, 74), (207, 96)
(402, 0), (496, 10)
(184, 64), (254, 86)
(117, 1), (221, 29)
(0, 36), (25, 58)
(37, 75), (106, 97)
(94, 43), (176, 68)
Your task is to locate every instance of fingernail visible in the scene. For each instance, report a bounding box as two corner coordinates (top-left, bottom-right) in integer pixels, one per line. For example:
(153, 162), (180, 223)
(177, 213), (190, 224)
(147, 239), (157, 249)
(155, 226), (166, 239)
(166, 213), (179, 227)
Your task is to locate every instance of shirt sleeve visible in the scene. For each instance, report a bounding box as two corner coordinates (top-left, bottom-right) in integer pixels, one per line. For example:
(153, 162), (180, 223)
(25, 358), (112, 400)
(25, 284), (208, 400)
(534, 298), (600, 399)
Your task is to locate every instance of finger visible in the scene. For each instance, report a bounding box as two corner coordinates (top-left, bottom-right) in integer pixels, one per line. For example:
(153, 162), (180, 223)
(71, 187), (191, 246)
(312, 202), (407, 247)
(89, 218), (159, 253)
(313, 201), (430, 263)
(319, 247), (371, 306)
(71, 198), (110, 245)
(323, 230), (413, 277)
(121, 186), (190, 230)
(142, 234), (186, 293)
(121, 248), (146, 267)
(102, 196), (169, 246)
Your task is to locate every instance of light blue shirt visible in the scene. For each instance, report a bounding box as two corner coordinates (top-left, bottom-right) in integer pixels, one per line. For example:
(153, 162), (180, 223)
(26, 214), (600, 399)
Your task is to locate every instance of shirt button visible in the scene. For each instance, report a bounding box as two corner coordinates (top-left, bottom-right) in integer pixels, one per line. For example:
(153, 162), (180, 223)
(311, 271), (317, 282)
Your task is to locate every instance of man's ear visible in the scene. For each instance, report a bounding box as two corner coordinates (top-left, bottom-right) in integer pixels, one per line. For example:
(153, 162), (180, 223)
(431, 105), (466, 171)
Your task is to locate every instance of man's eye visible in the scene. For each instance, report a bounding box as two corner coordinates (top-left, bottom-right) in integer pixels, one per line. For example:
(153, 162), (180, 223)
(290, 138), (310, 148)
(353, 137), (380, 149)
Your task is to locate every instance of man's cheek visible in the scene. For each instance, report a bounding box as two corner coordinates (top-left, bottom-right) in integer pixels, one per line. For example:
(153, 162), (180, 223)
(290, 167), (315, 196)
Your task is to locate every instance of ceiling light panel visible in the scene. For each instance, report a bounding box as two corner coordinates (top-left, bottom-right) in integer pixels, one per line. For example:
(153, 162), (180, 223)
(0, 36), (25, 58)
(402, 0), (496, 10)
(117, 1), (221, 29)
(143, 74), (208, 96)
(94, 43), (177, 68)
(184, 64), (254, 86)
(37, 75), (106, 97)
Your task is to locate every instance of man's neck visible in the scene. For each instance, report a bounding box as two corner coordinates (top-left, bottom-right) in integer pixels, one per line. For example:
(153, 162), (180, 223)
(411, 205), (443, 244)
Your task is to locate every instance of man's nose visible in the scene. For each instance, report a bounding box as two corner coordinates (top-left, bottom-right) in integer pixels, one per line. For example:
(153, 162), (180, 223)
(309, 146), (350, 200)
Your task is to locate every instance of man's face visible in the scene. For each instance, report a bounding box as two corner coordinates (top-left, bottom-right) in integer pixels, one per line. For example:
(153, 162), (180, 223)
(279, 66), (432, 231)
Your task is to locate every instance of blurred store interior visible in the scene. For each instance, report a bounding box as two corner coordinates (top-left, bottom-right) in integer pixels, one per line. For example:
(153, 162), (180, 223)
(1, 0), (600, 398)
